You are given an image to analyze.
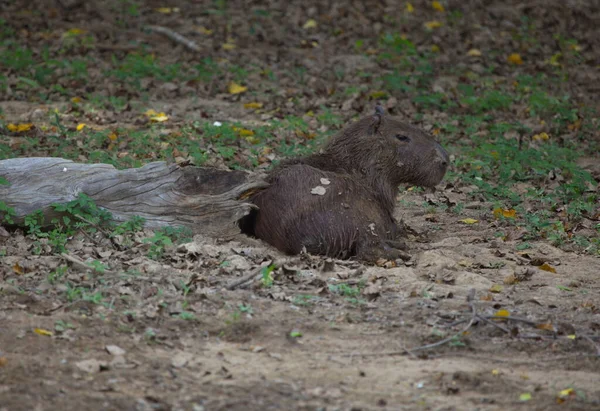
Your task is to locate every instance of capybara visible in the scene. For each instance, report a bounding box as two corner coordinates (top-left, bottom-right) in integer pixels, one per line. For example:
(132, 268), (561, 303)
(240, 106), (449, 262)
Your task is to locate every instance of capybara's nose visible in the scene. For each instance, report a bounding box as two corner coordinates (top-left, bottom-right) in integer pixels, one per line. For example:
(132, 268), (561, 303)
(436, 143), (449, 168)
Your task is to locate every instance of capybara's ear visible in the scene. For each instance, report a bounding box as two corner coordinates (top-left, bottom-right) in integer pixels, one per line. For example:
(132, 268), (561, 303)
(370, 105), (385, 134)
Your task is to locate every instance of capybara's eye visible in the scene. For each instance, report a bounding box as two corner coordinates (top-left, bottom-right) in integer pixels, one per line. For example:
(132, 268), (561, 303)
(395, 134), (410, 142)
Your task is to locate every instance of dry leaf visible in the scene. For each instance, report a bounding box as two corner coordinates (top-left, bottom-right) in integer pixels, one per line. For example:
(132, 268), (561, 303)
(243, 102), (263, 109)
(507, 53), (523, 65)
(519, 393), (532, 402)
(76, 123), (86, 131)
(7, 123), (33, 132)
(424, 21), (443, 29)
(71, 97), (82, 103)
(303, 19), (317, 29)
(432, 1), (445, 12)
(494, 309), (510, 317)
(222, 38), (237, 50)
(65, 28), (84, 36)
(150, 113), (168, 122)
(369, 90), (388, 99)
(34, 328), (53, 337)
(13, 263), (24, 275)
(431, 44), (440, 52)
(536, 322), (555, 331)
(532, 132), (550, 141)
(467, 49), (482, 57)
(538, 263), (557, 273)
(460, 218), (478, 224)
(228, 82), (247, 94)
(406, 2), (414, 12)
(155, 7), (179, 13)
(489, 284), (503, 293)
(493, 208), (516, 219)
(196, 26), (213, 35)
(108, 132), (118, 141)
(233, 127), (254, 137)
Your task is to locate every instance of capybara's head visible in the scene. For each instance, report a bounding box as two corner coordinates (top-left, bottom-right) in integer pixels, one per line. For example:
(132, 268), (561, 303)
(323, 106), (449, 188)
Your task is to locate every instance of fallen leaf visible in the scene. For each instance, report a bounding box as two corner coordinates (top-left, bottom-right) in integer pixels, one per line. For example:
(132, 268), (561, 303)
(432, 1), (445, 12)
(222, 39), (236, 50)
(489, 284), (503, 293)
(243, 102), (263, 109)
(406, 2), (414, 12)
(155, 7), (179, 13)
(7, 123), (33, 132)
(196, 26), (213, 35)
(493, 208), (516, 219)
(431, 44), (440, 52)
(0, 357), (7, 367)
(566, 334), (576, 339)
(228, 82), (247, 94)
(519, 393), (532, 401)
(76, 123), (86, 131)
(303, 19), (317, 29)
(536, 322), (555, 331)
(460, 218), (478, 224)
(491, 369), (500, 376)
(538, 263), (557, 273)
(34, 328), (53, 337)
(71, 97), (82, 103)
(424, 21), (443, 29)
(494, 309), (510, 317)
(108, 132), (118, 141)
(65, 28), (84, 36)
(311, 186), (326, 195)
(558, 388), (574, 398)
(13, 263), (24, 275)
(507, 53), (523, 65)
(532, 132), (550, 141)
(369, 90), (388, 99)
(150, 113), (168, 122)
(467, 49), (482, 57)
(233, 127), (254, 137)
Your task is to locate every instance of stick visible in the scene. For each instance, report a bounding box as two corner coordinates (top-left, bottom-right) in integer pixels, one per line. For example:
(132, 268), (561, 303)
(146, 25), (201, 52)
(61, 253), (116, 276)
(226, 267), (263, 290)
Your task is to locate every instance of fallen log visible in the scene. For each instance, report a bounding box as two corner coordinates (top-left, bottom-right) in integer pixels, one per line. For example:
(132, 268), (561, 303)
(0, 157), (268, 238)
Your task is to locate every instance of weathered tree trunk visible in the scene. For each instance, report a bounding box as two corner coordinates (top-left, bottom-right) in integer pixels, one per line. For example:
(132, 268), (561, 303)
(0, 157), (268, 238)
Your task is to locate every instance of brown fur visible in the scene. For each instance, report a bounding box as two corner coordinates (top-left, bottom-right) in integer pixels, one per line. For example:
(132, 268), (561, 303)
(240, 107), (449, 262)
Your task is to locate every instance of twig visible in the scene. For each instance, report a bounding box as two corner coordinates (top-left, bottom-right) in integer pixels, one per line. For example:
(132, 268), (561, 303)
(61, 252), (116, 276)
(336, 289), (479, 358)
(226, 267), (263, 290)
(406, 288), (478, 353)
(145, 25), (201, 52)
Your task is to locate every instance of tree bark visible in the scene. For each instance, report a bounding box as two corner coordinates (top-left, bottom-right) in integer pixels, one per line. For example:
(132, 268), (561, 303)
(0, 157), (268, 238)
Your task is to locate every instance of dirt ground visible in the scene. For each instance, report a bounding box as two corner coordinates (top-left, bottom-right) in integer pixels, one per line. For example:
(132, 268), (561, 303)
(1, 1), (599, 410)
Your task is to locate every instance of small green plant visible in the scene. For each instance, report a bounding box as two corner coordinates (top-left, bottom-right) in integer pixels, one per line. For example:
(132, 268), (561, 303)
(48, 266), (67, 285)
(143, 226), (193, 259)
(261, 264), (276, 287)
(328, 283), (361, 298)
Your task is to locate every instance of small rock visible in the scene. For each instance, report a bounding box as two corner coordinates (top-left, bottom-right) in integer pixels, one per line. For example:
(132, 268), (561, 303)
(171, 351), (193, 368)
(106, 345), (126, 356)
(431, 237), (462, 248)
(75, 359), (105, 373)
(417, 250), (457, 270)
